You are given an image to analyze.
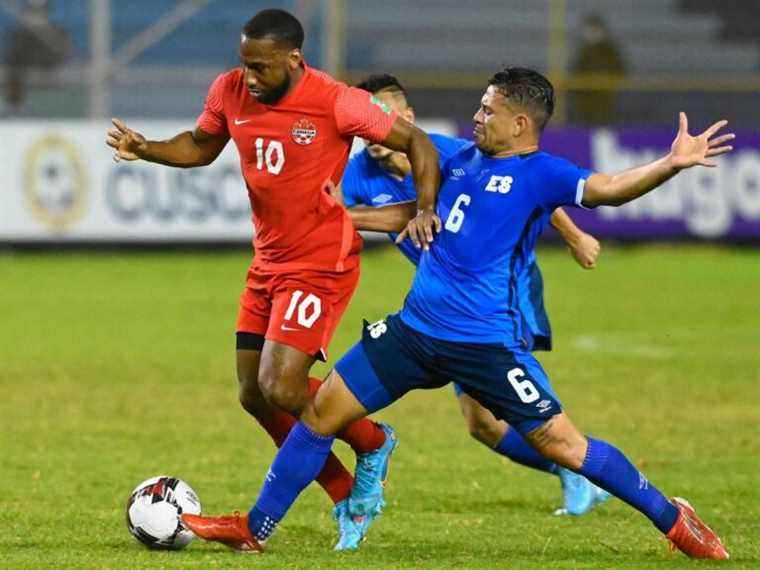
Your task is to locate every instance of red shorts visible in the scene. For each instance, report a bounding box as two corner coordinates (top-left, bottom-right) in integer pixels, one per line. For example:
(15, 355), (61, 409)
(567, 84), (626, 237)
(236, 263), (360, 361)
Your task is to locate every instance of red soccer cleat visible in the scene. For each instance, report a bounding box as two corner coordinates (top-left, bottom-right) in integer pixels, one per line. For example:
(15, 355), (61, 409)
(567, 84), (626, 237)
(181, 511), (262, 553)
(666, 497), (729, 560)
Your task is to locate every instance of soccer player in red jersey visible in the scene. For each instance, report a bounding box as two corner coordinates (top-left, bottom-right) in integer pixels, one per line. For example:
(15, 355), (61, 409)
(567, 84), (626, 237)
(106, 9), (441, 549)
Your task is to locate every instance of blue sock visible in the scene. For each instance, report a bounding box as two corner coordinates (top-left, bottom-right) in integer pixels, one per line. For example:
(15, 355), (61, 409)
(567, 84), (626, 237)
(578, 437), (679, 534)
(495, 428), (559, 475)
(247, 421), (334, 542)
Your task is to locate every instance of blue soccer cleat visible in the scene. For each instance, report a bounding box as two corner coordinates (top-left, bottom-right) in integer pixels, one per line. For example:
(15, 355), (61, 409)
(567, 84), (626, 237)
(332, 500), (366, 551)
(347, 423), (398, 530)
(554, 468), (611, 516)
(592, 484), (612, 506)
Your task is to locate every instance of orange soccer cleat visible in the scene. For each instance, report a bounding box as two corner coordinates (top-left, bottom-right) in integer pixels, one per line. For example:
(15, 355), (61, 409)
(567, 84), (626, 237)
(666, 497), (729, 560)
(181, 511), (263, 553)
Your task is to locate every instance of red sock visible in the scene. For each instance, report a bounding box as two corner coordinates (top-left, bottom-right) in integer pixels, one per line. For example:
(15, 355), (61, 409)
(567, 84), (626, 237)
(306, 377), (323, 398)
(256, 407), (296, 447)
(339, 418), (387, 454)
(255, 403), (353, 504)
(315, 454), (353, 504)
(308, 377), (387, 454)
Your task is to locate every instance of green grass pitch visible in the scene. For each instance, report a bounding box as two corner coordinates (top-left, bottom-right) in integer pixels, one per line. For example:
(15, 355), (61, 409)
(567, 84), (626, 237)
(1, 244), (758, 569)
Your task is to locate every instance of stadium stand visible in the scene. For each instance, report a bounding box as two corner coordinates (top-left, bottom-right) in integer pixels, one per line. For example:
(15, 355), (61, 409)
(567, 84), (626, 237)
(1, 0), (758, 123)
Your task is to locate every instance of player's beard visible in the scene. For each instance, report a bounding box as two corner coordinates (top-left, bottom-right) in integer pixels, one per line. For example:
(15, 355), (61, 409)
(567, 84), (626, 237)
(257, 75), (292, 105)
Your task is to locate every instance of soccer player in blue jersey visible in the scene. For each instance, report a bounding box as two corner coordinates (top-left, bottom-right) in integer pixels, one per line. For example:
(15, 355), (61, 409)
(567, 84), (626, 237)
(184, 67), (733, 560)
(339, 74), (607, 517)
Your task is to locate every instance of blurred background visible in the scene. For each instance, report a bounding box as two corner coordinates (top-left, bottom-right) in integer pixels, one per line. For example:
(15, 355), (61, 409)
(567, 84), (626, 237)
(1, 0), (759, 242)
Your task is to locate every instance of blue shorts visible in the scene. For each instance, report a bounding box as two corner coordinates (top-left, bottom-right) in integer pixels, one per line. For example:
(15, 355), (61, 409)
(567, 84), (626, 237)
(335, 314), (562, 435)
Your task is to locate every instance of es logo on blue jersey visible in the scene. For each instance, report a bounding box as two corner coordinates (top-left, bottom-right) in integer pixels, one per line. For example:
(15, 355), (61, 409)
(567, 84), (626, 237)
(485, 175), (513, 194)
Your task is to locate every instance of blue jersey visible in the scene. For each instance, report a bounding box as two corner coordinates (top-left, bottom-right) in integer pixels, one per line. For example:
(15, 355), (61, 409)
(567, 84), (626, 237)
(342, 133), (469, 264)
(400, 145), (592, 349)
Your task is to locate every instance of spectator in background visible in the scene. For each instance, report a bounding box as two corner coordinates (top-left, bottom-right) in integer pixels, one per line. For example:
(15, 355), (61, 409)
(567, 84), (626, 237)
(570, 14), (626, 126)
(3, 0), (72, 115)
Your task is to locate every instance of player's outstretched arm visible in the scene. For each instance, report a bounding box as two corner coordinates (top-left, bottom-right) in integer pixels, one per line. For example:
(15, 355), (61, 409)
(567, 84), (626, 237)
(550, 208), (600, 269)
(331, 177), (416, 231)
(106, 119), (229, 168)
(347, 201), (416, 232)
(381, 118), (442, 250)
(582, 112), (734, 208)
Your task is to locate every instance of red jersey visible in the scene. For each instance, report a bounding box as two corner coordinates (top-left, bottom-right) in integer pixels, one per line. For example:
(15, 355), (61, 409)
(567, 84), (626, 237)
(197, 65), (397, 271)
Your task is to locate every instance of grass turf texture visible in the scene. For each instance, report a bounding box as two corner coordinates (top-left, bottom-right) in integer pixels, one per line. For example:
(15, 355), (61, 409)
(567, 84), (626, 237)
(1, 244), (758, 569)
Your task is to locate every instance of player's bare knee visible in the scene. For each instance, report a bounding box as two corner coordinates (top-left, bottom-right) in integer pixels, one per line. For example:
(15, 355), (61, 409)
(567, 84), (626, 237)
(259, 369), (308, 414)
(543, 441), (586, 471)
(526, 414), (587, 469)
(533, 436), (587, 470)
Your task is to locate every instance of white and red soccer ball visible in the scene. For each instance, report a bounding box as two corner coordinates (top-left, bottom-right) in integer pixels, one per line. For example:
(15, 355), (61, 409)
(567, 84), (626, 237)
(126, 476), (201, 550)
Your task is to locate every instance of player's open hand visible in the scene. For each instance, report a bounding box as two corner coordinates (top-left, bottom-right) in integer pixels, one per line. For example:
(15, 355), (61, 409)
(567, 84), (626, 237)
(569, 232), (601, 269)
(669, 112), (734, 170)
(107, 118), (147, 162)
(396, 208), (441, 251)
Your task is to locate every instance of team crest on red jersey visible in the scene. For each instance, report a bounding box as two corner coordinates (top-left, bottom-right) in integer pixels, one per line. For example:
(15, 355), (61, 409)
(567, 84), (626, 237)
(291, 119), (317, 145)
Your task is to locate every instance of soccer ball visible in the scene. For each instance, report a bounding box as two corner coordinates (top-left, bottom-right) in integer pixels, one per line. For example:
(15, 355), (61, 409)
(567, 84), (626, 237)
(126, 476), (201, 550)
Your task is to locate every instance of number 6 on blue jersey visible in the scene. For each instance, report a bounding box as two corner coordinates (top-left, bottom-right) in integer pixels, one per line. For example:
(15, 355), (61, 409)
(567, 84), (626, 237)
(444, 193), (471, 233)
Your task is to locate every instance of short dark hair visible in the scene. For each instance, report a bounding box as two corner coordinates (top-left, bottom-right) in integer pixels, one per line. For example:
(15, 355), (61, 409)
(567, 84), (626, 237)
(356, 74), (408, 100)
(243, 9), (304, 49)
(488, 67), (555, 131)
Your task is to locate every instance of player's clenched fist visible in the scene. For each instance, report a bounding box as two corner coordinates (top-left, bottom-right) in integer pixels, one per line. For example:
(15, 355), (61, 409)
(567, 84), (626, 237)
(106, 118), (147, 162)
(570, 232), (601, 270)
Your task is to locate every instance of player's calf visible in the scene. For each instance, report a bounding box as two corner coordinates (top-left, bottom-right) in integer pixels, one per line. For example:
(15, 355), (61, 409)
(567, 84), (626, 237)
(457, 391), (507, 448)
(237, 347), (271, 418)
(238, 375), (274, 419)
